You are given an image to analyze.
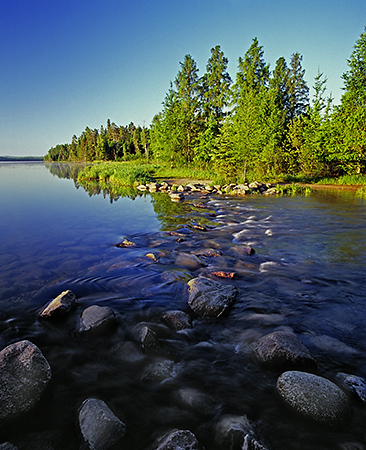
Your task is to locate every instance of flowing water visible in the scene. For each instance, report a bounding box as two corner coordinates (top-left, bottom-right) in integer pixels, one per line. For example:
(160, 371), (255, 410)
(1, 162), (366, 449)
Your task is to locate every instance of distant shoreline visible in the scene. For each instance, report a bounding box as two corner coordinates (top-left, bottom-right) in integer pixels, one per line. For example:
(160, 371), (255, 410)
(0, 156), (44, 162)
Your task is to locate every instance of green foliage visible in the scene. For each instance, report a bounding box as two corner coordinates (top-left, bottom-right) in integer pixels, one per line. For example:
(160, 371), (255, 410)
(78, 162), (156, 185)
(45, 28), (366, 185)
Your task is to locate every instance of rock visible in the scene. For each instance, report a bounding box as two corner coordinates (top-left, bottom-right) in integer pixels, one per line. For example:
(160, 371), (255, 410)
(151, 429), (203, 450)
(79, 397), (126, 450)
(173, 387), (216, 416)
(137, 184), (148, 191)
(161, 310), (192, 331)
(337, 442), (366, 450)
(79, 305), (117, 334)
(187, 276), (238, 318)
(215, 414), (254, 449)
(116, 238), (136, 247)
(211, 271), (237, 279)
(39, 289), (76, 318)
(176, 253), (205, 270)
(277, 371), (352, 426)
(253, 330), (316, 369)
(0, 443), (18, 450)
(142, 358), (176, 382)
(169, 192), (185, 201)
(139, 325), (158, 348)
(242, 435), (268, 450)
(335, 372), (366, 402)
(0, 340), (51, 421)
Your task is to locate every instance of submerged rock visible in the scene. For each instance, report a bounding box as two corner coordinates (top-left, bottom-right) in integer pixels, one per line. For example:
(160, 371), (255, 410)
(79, 397), (126, 450)
(187, 276), (238, 318)
(0, 340), (51, 421)
(277, 371), (352, 426)
(175, 253), (206, 270)
(142, 358), (176, 382)
(161, 310), (192, 331)
(173, 387), (217, 416)
(79, 305), (117, 334)
(253, 330), (316, 369)
(39, 289), (76, 318)
(335, 372), (366, 402)
(151, 429), (203, 450)
(215, 414), (268, 450)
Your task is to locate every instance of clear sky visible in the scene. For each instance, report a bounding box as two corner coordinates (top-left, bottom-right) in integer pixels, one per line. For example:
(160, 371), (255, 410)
(1, 0), (365, 156)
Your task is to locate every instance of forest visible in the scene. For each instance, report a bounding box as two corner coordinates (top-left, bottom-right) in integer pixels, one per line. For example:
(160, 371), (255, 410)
(44, 28), (366, 182)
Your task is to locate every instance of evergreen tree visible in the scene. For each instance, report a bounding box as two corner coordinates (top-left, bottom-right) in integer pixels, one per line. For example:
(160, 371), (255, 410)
(200, 45), (232, 125)
(288, 52), (309, 121)
(328, 27), (366, 174)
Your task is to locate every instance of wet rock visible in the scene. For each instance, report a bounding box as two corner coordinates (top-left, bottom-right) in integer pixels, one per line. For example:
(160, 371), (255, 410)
(277, 371), (352, 426)
(215, 414), (254, 449)
(113, 341), (145, 363)
(211, 271), (237, 279)
(0, 340), (52, 421)
(151, 429), (203, 450)
(253, 330), (316, 369)
(242, 435), (268, 450)
(169, 192), (185, 202)
(115, 238), (136, 248)
(335, 372), (366, 402)
(0, 443), (18, 450)
(187, 276), (238, 318)
(79, 305), (117, 334)
(175, 253), (206, 270)
(79, 397), (126, 450)
(161, 310), (192, 331)
(139, 325), (158, 348)
(141, 358), (176, 382)
(173, 387), (216, 416)
(39, 289), (76, 318)
(307, 334), (359, 356)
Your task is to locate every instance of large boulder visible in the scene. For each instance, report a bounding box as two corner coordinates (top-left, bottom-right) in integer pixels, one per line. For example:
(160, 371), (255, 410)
(39, 289), (76, 318)
(253, 330), (316, 369)
(277, 371), (352, 426)
(79, 397), (126, 450)
(187, 277), (238, 318)
(151, 429), (203, 450)
(0, 340), (51, 421)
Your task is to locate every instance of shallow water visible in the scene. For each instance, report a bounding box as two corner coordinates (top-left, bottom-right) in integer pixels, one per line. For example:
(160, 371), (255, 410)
(1, 162), (366, 449)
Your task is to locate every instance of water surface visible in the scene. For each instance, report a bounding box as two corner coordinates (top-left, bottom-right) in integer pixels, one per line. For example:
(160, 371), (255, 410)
(1, 162), (366, 449)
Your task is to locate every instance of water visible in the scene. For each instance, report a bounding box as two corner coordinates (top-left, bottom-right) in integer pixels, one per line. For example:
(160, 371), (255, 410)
(1, 162), (366, 449)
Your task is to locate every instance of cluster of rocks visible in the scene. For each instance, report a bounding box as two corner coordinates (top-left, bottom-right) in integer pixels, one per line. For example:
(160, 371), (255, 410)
(137, 181), (279, 200)
(2, 273), (365, 449)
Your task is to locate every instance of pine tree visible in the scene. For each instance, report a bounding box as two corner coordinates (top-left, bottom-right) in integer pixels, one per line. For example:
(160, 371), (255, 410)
(328, 27), (366, 174)
(288, 53), (309, 121)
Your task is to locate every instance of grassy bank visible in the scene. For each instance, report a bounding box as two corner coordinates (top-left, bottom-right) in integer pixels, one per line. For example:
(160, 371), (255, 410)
(77, 161), (366, 198)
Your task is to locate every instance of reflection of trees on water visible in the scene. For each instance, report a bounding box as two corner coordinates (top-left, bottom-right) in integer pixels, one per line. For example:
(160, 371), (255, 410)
(45, 162), (217, 229)
(45, 162), (87, 181)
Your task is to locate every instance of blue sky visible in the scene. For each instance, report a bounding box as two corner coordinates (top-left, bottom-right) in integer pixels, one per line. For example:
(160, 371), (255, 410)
(1, 0), (365, 156)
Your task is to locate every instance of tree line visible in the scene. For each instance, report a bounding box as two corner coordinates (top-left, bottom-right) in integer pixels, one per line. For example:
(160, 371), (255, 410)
(45, 28), (366, 181)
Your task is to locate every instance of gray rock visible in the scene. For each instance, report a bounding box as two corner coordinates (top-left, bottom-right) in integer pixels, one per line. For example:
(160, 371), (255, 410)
(79, 397), (126, 450)
(79, 305), (116, 334)
(187, 276), (238, 318)
(141, 358), (176, 382)
(337, 442), (366, 450)
(335, 372), (366, 402)
(173, 387), (216, 416)
(0, 340), (52, 421)
(277, 371), (352, 426)
(139, 325), (158, 348)
(161, 310), (192, 331)
(151, 429), (203, 450)
(169, 192), (185, 201)
(253, 330), (315, 369)
(39, 289), (76, 318)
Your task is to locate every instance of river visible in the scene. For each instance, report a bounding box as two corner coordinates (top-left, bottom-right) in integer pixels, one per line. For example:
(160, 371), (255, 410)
(0, 162), (366, 449)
